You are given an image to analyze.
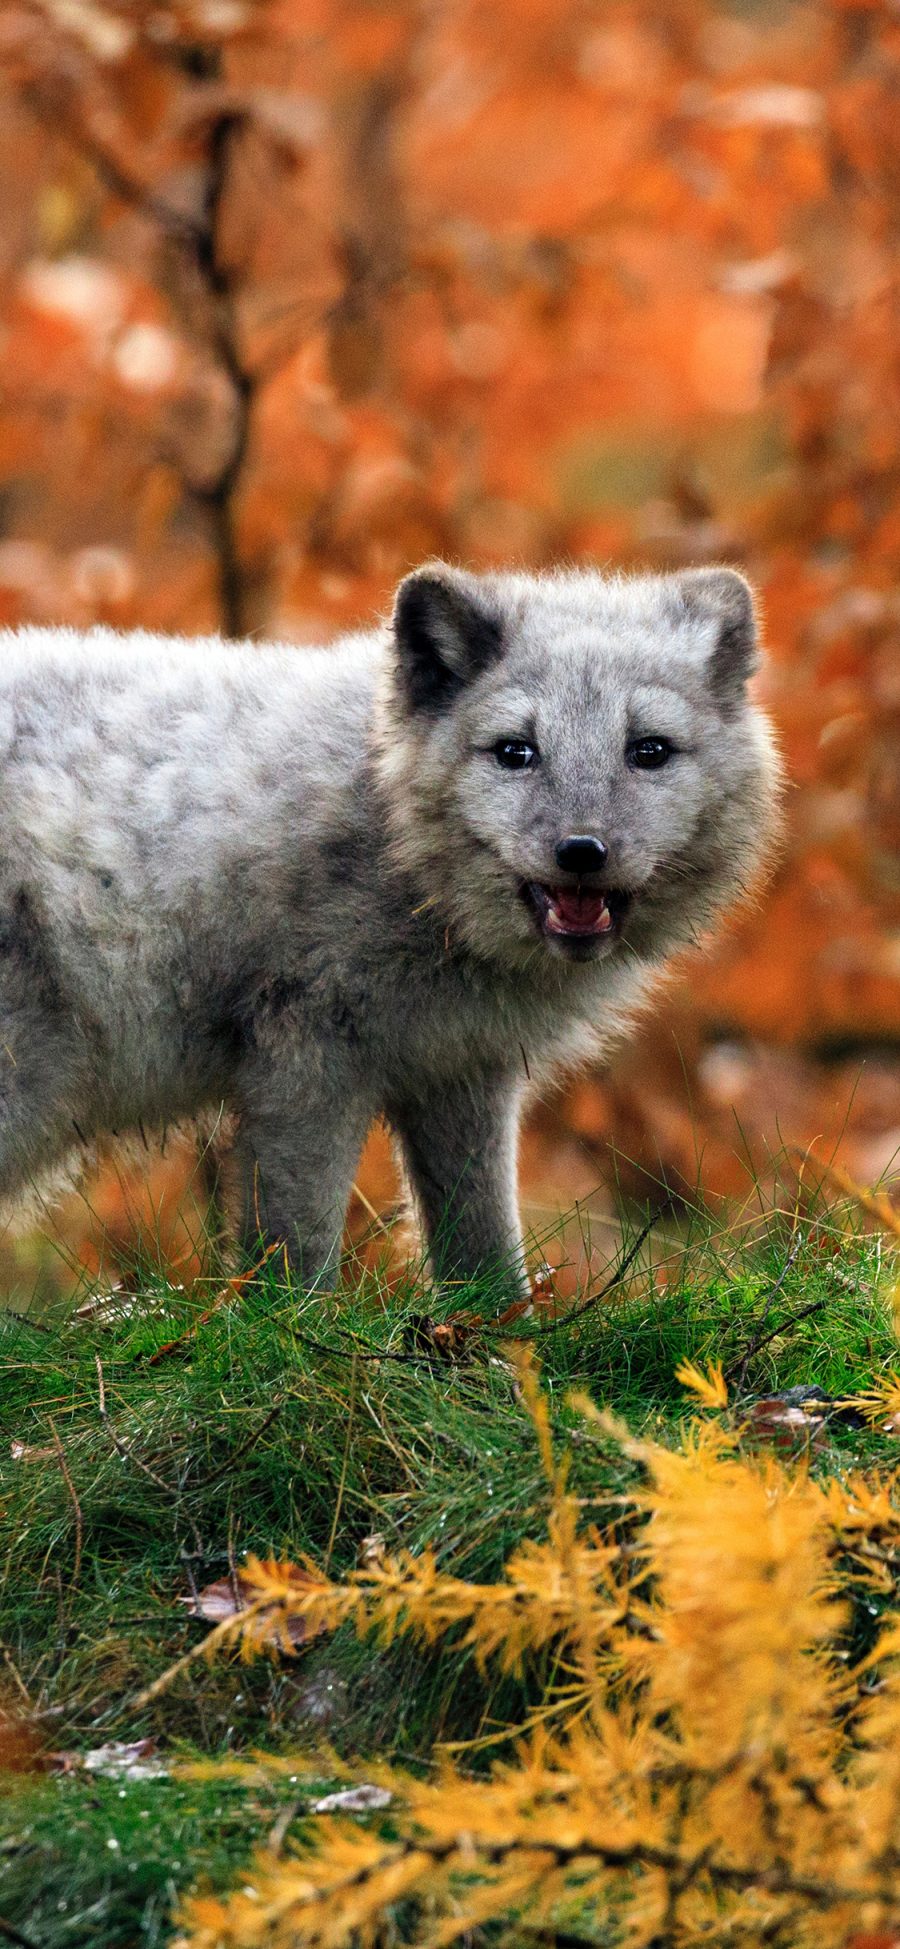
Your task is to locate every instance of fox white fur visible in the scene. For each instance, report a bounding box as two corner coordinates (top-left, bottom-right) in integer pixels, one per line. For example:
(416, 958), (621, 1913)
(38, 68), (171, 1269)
(0, 565), (781, 1295)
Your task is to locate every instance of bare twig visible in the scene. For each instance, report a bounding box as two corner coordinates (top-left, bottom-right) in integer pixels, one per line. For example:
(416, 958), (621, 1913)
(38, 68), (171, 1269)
(146, 1241), (279, 1365)
(293, 1325), (476, 1369)
(191, 1397), (285, 1490)
(725, 1299), (827, 1391)
(724, 1230), (806, 1388)
(179, 1546), (201, 1613)
(227, 1510), (240, 1618)
(96, 1353), (175, 1495)
(186, 108), (256, 636)
(283, 1229), (655, 1369)
(20, 55), (260, 638)
(536, 1219), (657, 1336)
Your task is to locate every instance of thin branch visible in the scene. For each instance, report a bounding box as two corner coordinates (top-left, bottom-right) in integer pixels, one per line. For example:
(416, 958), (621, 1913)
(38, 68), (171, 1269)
(535, 1218), (657, 1336)
(724, 1230), (808, 1387)
(219, 1824), (896, 1918)
(293, 1325), (475, 1369)
(21, 69), (258, 638)
(725, 1298), (827, 1391)
(190, 1397), (285, 1491)
(146, 1241), (280, 1365)
(185, 108), (256, 636)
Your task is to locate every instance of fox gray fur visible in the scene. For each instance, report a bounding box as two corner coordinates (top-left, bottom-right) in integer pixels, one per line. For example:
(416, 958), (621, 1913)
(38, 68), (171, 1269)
(0, 565), (781, 1296)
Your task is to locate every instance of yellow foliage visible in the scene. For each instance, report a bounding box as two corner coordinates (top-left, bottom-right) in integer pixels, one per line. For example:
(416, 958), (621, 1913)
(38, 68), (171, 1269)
(232, 1531), (626, 1680)
(674, 1356), (729, 1409)
(857, 1371), (900, 1430)
(174, 1365), (900, 1949)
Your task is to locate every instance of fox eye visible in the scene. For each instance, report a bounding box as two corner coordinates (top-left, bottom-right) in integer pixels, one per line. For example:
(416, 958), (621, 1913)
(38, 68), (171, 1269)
(627, 736), (674, 771)
(494, 739), (539, 771)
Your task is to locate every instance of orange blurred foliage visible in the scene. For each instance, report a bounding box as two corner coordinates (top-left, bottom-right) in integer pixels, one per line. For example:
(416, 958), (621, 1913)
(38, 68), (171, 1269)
(0, 0), (897, 1288)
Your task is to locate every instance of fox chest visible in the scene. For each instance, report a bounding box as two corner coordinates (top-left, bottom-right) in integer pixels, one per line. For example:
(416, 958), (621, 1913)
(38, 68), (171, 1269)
(313, 951), (595, 1095)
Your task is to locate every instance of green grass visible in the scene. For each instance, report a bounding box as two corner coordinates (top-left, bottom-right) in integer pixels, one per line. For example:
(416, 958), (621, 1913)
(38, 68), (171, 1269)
(0, 1770), (333, 1949)
(0, 1191), (896, 1946)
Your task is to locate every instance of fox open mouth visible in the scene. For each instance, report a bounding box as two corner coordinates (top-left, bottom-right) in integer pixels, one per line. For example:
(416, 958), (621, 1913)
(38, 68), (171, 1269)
(521, 882), (630, 947)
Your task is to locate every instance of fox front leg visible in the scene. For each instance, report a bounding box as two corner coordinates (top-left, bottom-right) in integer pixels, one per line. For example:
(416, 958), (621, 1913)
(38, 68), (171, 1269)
(232, 1048), (373, 1289)
(391, 1076), (530, 1302)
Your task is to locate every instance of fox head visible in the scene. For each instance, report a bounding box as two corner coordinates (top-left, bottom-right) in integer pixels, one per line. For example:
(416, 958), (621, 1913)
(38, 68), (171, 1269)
(377, 563), (783, 972)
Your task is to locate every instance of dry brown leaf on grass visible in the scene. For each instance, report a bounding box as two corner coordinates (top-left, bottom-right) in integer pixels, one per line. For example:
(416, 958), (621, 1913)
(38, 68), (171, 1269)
(735, 1385), (873, 1453)
(132, 1558), (340, 1710)
(401, 1313), (478, 1361)
(397, 1266), (557, 1354)
(179, 1565), (330, 1652)
(741, 1385), (887, 1452)
(674, 1357), (883, 1454)
(742, 1394), (831, 1452)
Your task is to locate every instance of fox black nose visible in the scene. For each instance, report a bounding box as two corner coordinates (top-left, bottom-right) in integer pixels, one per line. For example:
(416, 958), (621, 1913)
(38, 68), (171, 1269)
(555, 835), (608, 876)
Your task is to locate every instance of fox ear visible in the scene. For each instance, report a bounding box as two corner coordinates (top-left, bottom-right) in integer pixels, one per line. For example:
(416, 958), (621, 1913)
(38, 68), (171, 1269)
(676, 567), (760, 701)
(393, 564), (504, 713)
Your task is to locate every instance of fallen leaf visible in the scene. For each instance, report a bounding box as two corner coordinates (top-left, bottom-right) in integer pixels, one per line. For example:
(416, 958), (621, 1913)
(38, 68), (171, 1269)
(10, 1440), (56, 1463)
(739, 1386), (858, 1451)
(743, 1398), (828, 1451)
(179, 1577), (250, 1625)
(402, 1314), (476, 1361)
(749, 1385), (867, 1428)
(311, 1783), (392, 1814)
(51, 1739), (166, 1780)
(179, 1570), (325, 1649)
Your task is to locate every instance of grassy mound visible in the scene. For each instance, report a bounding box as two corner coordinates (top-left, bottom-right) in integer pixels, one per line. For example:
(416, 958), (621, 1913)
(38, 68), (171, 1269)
(0, 1196), (894, 1945)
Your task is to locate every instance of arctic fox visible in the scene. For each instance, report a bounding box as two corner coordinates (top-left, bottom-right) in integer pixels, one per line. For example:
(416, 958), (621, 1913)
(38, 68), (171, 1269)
(0, 565), (780, 1295)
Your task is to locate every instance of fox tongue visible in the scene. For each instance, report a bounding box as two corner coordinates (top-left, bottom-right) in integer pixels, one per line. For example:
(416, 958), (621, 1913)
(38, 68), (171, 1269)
(546, 887), (612, 935)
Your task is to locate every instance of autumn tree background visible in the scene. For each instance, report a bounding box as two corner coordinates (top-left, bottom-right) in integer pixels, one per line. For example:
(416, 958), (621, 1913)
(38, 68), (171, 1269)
(0, 0), (897, 1292)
